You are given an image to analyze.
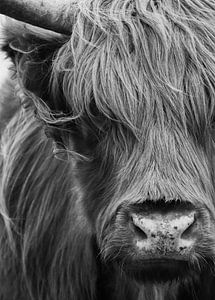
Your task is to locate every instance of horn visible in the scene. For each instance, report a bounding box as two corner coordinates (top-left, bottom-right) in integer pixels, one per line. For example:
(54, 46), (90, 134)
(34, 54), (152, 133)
(0, 0), (72, 34)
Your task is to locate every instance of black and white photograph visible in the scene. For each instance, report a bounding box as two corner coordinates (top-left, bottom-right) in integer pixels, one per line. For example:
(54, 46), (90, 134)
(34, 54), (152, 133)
(0, 0), (215, 299)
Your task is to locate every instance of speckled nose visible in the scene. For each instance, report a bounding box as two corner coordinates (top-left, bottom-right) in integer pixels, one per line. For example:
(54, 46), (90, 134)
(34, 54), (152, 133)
(131, 210), (196, 254)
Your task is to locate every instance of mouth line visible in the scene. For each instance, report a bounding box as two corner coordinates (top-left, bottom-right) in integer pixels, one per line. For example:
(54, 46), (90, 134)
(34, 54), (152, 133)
(121, 257), (191, 275)
(140, 257), (190, 264)
(139, 259), (189, 271)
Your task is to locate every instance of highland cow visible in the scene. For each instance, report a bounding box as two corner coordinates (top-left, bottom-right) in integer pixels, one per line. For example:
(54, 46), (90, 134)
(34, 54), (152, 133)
(0, 0), (215, 299)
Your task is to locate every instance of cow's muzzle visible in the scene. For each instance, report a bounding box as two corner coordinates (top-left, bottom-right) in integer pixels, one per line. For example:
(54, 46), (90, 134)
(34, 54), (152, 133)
(100, 200), (213, 283)
(130, 203), (197, 257)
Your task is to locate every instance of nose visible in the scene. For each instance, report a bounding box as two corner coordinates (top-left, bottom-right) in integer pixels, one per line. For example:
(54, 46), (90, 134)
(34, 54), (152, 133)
(131, 204), (197, 255)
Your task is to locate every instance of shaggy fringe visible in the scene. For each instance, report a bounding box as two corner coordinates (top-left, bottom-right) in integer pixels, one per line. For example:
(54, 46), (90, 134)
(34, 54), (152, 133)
(51, 0), (215, 138)
(3, 0), (215, 207)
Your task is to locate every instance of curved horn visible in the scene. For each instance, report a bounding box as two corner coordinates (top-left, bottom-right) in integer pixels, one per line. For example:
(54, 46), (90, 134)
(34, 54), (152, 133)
(0, 0), (72, 34)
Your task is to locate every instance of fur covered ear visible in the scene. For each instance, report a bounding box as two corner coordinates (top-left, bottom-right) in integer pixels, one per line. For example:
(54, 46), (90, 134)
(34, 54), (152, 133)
(2, 20), (68, 111)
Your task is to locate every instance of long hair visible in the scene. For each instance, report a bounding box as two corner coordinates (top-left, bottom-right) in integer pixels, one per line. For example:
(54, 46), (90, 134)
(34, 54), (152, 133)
(0, 106), (99, 299)
(1, 0), (215, 299)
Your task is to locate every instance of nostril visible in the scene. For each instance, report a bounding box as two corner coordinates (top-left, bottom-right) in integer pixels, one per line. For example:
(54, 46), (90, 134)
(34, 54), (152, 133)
(132, 222), (148, 240)
(181, 214), (197, 239)
(131, 215), (148, 240)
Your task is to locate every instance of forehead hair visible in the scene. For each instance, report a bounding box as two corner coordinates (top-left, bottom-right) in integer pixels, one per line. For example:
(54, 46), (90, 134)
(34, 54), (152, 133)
(50, 0), (215, 139)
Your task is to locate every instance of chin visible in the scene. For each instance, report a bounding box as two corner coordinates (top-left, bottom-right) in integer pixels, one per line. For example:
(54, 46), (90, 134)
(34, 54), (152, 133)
(113, 254), (215, 286)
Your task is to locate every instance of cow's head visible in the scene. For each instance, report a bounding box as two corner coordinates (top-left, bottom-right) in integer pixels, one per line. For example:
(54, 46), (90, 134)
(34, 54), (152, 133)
(2, 0), (215, 286)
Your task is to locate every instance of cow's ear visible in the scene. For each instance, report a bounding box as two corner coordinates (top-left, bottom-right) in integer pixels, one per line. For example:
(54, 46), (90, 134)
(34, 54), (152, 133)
(2, 26), (36, 63)
(4, 37), (53, 108)
(2, 22), (67, 111)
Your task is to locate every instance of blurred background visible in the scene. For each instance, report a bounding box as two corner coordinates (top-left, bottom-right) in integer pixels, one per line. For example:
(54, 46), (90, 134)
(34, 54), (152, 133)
(0, 15), (10, 88)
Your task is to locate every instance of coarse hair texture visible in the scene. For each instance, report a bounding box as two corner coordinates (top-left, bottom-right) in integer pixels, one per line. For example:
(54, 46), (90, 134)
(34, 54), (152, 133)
(1, 0), (215, 299)
(51, 0), (215, 133)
